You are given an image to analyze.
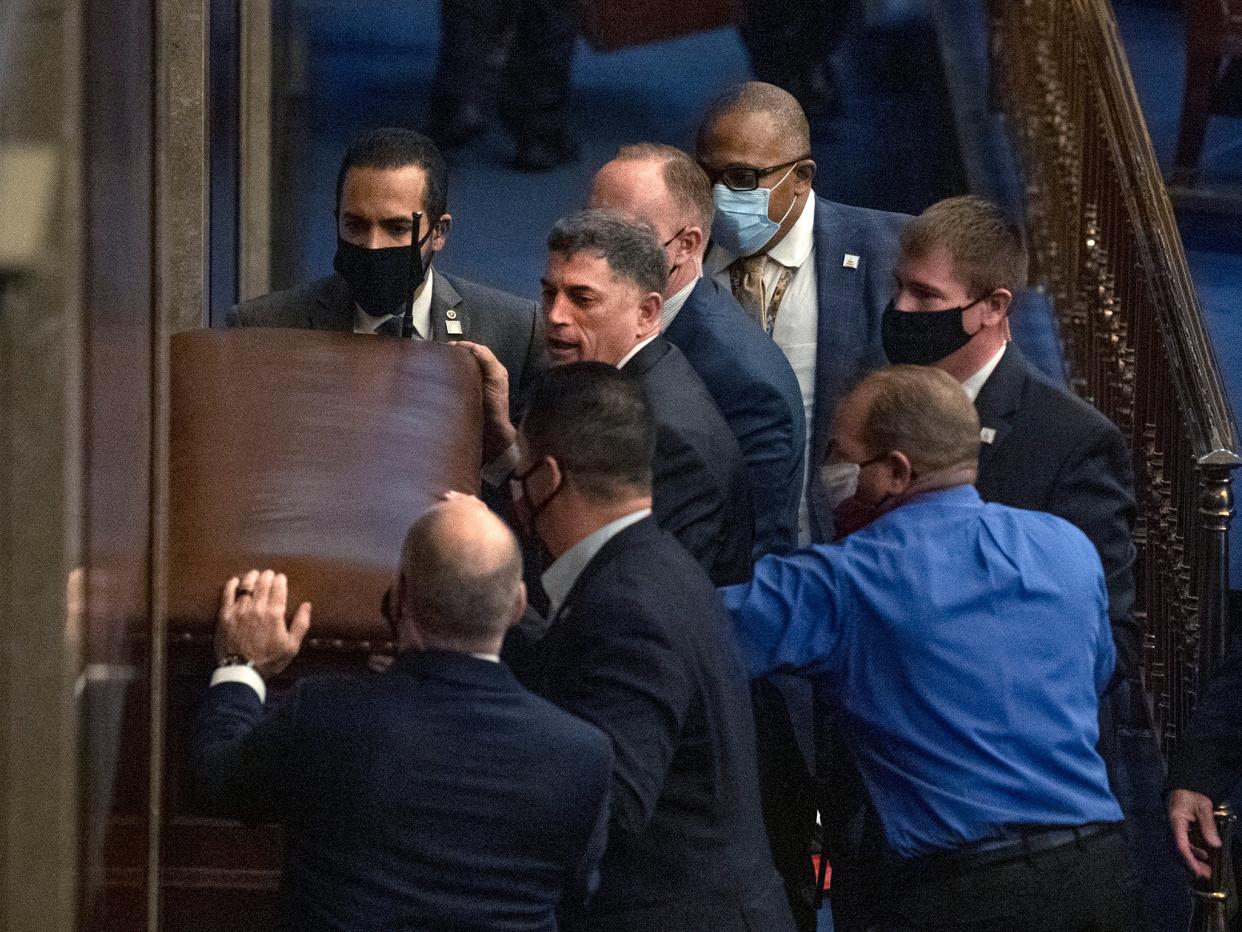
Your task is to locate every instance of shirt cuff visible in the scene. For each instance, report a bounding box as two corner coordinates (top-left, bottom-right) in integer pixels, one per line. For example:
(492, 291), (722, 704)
(481, 443), (521, 489)
(210, 664), (267, 703)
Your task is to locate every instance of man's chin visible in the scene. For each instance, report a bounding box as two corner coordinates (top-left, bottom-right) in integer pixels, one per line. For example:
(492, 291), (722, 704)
(546, 343), (582, 365)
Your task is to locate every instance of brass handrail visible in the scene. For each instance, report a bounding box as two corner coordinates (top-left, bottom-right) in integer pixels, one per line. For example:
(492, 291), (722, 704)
(987, 0), (1241, 760)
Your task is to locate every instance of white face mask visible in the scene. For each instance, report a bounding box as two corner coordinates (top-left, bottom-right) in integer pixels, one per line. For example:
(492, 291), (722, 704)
(820, 461), (861, 511)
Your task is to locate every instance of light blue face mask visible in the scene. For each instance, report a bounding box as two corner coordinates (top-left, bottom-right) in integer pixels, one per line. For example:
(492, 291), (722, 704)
(710, 164), (799, 257)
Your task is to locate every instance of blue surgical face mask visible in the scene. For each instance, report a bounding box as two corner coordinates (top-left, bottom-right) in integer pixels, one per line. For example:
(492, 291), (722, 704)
(710, 164), (799, 257)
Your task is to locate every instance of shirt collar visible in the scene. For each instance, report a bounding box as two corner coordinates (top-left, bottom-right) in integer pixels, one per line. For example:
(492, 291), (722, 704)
(541, 509), (652, 617)
(354, 265), (436, 338)
(616, 333), (659, 369)
(660, 272), (701, 332)
(469, 652), (501, 663)
(960, 342), (1007, 402)
(705, 193), (816, 274)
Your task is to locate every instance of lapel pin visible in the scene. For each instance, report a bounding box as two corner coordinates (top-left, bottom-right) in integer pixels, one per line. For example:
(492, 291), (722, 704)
(445, 309), (458, 320)
(980, 427), (996, 444)
(446, 320), (463, 335)
(843, 254), (859, 269)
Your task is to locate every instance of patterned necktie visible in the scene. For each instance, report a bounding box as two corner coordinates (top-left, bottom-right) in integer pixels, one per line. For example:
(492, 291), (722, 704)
(729, 255), (793, 334)
(729, 254), (767, 326)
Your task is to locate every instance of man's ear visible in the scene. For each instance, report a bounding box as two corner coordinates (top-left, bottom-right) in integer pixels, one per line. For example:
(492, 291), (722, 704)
(886, 450), (915, 494)
(430, 213), (452, 253)
(792, 159), (817, 194)
(676, 226), (705, 264)
(981, 288), (1013, 326)
(507, 582), (529, 629)
(638, 291), (663, 337)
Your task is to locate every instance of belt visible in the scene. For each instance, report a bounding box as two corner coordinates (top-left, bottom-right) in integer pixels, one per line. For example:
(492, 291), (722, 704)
(896, 822), (1122, 876)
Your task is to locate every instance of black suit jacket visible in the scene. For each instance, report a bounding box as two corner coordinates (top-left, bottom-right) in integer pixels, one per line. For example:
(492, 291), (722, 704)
(974, 344), (1140, 677)
(523, 517), (794, 932)
(665, 277), (806, 558)
(191, 649), (612, 932)
(624, 336), (754, 585)
(226, 269), (547, 407)
(1167, 638), (1242, 802)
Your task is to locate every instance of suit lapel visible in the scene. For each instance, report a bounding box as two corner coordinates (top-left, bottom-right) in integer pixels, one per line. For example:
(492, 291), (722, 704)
(311, 274), (355, 331)
(809, 197), (868, 462)
(973, 344), (1026, 470)
(550, 518), (656, 628)
(429, 270), (465, 343)
(621, 336), (669, 379)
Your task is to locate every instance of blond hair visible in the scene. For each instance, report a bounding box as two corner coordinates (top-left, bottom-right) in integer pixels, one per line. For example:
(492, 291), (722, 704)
(901, 195), (1028, 297)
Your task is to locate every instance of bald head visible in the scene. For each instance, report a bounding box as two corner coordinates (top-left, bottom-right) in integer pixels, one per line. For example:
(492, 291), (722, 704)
(397, 496), (524, 652)
(697, 81), (811, 154)
(837, 365), (980, 475)
(591, 143), (714, 234)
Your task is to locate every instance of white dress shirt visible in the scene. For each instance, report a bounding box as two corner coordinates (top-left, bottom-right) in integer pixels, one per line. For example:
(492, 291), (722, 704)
(708, 195), (820, 544)
(660, 271), (702, 332)
(960, 343), (1007, 402)
(541, 509), (652, 618)
(353, 266), (437, 338)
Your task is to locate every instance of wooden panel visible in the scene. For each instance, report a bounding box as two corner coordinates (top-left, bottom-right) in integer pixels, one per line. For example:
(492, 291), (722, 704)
(578, 0), (738, 51)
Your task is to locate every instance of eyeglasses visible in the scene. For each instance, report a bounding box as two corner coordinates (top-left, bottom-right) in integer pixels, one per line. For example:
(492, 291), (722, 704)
(698, 155), (810, 192)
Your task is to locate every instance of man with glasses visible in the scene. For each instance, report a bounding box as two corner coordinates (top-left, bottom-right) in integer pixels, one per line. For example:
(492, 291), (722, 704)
(721, 365), (1144, 932)
(696, 81), (909, 548)
(697, 80), (908, 929)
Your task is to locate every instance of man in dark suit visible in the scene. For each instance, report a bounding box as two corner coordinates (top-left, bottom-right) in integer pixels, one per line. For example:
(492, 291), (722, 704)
(589, 143), (806, 558)
(463, 208), (753, 585)
(227, 127), (545, 407)
(1167, 638), (1242, 880)
(697, 81), (909, 928)
(697, 81), (909, 547)
(502, 362), (794, 932)
(191, 497), (612, 932)
(882, 195), (1139, 680)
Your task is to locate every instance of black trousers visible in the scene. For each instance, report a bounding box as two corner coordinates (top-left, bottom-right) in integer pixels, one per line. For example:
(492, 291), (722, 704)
(868, 825), (1146, 932)
(738, 0), (849, 86)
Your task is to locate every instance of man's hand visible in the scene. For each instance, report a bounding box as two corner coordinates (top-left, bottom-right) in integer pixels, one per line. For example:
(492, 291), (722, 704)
(216, 569), (311, 679)
(452, 340), (517, 461)
(1168, 788), (1221, 879)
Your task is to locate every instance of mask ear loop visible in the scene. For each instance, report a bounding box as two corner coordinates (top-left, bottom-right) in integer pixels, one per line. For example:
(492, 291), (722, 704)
(770, 163), (802, 229)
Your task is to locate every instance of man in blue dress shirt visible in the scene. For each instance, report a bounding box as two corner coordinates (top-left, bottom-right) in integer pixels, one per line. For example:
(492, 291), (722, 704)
(720, 365), (1144, 930)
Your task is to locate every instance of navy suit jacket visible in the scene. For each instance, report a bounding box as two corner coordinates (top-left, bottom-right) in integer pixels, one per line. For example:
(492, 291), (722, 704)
(226, 269), (547, 408)
(973, 344), (1139, 679)
(625, 336), (754, 585)
(1167, 638), (1242, 802)
(665, 277), (806, 557)
(804, 196), (910, 542)
(191, 649), (612, 932)
(521, 518), (794, 932)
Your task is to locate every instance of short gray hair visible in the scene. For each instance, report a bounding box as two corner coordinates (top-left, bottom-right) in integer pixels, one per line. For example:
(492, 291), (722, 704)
(399, 505), (522, 646)
(547, 208), (668, 296)
(852, 365), (980, 472)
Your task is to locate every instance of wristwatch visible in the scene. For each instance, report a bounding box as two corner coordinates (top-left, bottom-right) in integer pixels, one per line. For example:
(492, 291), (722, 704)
(217, 653), (256, 670)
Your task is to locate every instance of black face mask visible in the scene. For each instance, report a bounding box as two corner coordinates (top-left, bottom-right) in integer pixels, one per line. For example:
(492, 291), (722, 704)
(332, 214), (433, 322)
(880, 296), (985, 366)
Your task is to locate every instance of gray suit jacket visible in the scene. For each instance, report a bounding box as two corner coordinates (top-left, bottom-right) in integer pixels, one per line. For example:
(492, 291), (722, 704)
(226, 270), (547, 406)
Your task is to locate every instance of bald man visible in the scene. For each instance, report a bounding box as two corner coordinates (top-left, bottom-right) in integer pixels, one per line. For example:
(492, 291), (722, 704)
(696, 80), (909, 547)
(588, 142), (804, 559)
(589, 144), (806, 558)
(191, 498), (613, 932)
